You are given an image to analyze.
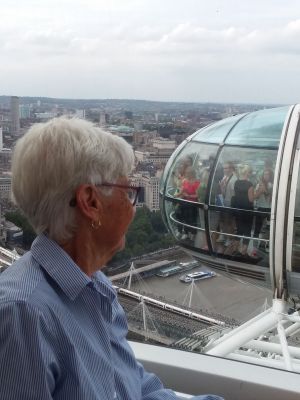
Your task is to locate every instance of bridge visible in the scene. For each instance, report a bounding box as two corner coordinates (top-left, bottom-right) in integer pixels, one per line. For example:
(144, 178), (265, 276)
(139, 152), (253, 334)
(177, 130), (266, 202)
(119, 292), (228, 348)
(110, 260), (176, 282)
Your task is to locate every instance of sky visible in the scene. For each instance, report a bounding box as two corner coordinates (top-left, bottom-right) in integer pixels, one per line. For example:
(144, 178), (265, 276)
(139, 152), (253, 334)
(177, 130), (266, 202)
(1, 0), (300, 104)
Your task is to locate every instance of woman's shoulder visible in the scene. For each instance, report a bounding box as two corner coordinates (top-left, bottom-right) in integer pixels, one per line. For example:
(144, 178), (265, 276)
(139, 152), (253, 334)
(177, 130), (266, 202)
(235, 179), (253, 189)
(181, 178), (188, 185)
(241, 179), (253, 188)
(234, 179), (243, 187)
(0, 253), (44, 303)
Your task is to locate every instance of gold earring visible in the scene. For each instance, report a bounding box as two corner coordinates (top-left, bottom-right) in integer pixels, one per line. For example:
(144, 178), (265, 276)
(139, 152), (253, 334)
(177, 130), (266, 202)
(91, 219), (101, 230)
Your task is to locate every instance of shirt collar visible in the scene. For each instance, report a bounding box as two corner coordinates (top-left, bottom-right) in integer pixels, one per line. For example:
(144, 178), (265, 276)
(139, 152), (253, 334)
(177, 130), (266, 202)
(31, 233), (92, 301)
(31, 234), (117, 303)
(92, 272), (117, 304)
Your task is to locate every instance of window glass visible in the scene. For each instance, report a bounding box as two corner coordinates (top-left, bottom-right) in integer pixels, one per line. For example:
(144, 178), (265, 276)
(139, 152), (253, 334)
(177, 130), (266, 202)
(165, 142), (218, 203)
(192, 114), (244, 144)
(165, 200), (207, 250)
(225, 106), (290, 147)
(160, 140), (187, 194)
(209, 146), (277, 268)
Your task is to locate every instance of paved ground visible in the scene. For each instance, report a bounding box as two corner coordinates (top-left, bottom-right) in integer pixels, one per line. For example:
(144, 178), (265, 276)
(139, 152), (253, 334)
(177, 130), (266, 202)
(129, 265), (272, 322)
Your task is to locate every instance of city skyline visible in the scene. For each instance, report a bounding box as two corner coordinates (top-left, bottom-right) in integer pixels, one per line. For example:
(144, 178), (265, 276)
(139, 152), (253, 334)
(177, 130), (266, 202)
(1, 0), (300, 104)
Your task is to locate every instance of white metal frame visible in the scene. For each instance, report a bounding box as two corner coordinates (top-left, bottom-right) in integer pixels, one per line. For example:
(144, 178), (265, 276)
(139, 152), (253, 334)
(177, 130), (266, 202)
(204, 299), (300, 372)
(270, 105), (295, 297)
(286, 109), (300, 272)
(131, 340), (300, 399)
(286, 148), (300, 271)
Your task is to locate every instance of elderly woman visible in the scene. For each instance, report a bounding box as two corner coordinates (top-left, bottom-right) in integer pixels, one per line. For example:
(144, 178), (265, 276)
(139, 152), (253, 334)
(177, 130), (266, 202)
(0, 118), (223, 400)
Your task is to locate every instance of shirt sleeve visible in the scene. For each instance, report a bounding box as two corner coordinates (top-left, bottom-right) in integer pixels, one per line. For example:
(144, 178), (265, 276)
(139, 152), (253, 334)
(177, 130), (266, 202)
(138, 362), (224, 400)
(0, 301), (60, 399)
(111, 288), (224, 400)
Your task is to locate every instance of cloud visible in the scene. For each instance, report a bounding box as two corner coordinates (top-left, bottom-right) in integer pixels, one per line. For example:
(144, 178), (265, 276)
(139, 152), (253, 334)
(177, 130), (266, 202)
(1, 0), (300, 103)
(23, 30), (74, 48)
(134, 21), (300, 57)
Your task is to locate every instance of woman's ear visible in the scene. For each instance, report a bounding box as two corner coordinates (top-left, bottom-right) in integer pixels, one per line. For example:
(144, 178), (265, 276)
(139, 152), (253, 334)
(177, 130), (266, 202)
(75, 184), (103, 220)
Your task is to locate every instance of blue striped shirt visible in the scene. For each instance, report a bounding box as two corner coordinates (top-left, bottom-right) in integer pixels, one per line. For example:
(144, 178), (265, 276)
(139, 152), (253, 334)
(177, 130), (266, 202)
(0, 234), (223, 400)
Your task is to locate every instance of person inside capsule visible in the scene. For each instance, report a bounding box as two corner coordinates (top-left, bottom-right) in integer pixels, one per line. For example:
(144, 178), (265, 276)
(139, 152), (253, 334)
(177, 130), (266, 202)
(218, 161), (237, 254)
(253, 167), (273, 248)
(231, 164), (254, 256)
(0, 117), (224, 399)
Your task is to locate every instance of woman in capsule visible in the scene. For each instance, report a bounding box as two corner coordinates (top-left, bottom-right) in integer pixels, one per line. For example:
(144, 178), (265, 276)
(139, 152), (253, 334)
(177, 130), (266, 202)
(0, 117), (223, 400)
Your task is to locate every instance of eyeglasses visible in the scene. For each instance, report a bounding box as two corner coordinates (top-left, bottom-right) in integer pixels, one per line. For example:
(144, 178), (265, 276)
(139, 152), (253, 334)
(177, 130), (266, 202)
(69, 182), (142, 207)
(97, 183), (141, 206)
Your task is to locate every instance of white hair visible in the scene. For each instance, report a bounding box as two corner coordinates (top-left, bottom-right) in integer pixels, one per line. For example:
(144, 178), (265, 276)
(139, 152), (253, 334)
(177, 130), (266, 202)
(11, 117), (135, 241)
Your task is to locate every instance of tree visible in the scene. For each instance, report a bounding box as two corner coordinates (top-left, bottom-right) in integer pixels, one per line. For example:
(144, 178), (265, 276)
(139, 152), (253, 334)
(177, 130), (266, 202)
(109, 207), (175, 267)
(5, 211), (36, 248)
(4, 206), (175, 264)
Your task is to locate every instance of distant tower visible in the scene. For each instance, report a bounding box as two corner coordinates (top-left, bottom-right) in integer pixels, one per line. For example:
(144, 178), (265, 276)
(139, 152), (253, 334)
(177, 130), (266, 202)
(10, 96), (20, 137)
(74, 109), (86, 119)
(99, 111), (106, 127)
(0, 127), (3, 151)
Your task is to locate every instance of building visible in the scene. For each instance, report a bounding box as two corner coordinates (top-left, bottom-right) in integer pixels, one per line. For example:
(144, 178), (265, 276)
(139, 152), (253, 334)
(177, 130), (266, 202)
(135, 150), (172, 167)
(151, 138), (176, 153)
(130, 172), (160, 211)
(0, 176), (11, 200)
(133, 130), (158, 147)
(0, 149), (12, 172)
(10, 96), (20, 136)
(134, 137), (177, 168)
(99, 111), (106, 127)
(19, 105), (31, 119)
(142, 174), (160, 211)
(129, 173), (145, 207)
(35, 112), (57, 121)
(0, 127), (3, 151)
(133, 137), (173, 211)
(74, 109), (86, 119)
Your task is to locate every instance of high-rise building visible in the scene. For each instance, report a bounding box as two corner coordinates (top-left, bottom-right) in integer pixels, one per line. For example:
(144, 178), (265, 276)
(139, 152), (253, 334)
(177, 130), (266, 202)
(0, 128), (3, 151)
(99, 111), (106, 127)
(142, 174), (160, 211)
(0, 176), (11, 200)
(10, 96), (20, 136)
(19, 105), (31, 119)
(131, 172), (160, 211)
(0, 149), (12, 171)
(74, 109), (86, 119)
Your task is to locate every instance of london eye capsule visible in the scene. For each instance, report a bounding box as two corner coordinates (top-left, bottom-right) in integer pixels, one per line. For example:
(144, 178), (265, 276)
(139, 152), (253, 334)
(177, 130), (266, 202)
(160, 105), (300, 300)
